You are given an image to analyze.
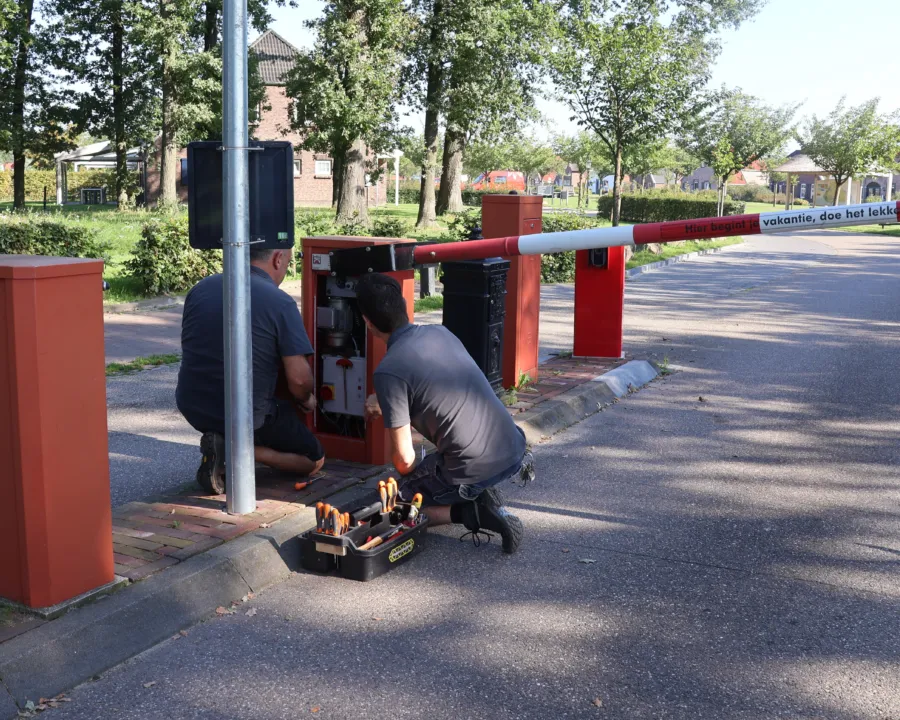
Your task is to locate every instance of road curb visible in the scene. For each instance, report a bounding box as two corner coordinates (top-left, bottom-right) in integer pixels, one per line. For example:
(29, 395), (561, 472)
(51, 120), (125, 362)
(103, 295), (186, 314)
(515, 360), (659, 445)
(0, 510), (318, 713)
(625, 245), (733, 280)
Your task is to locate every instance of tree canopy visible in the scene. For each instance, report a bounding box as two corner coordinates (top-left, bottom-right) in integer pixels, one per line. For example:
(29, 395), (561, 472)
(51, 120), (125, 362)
(797, 97), (900, 205)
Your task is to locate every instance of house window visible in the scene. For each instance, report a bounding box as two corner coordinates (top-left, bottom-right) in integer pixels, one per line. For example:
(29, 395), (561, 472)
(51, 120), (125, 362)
(494, 176), (507, 185)
(702, 181), (710, 190)
(180, 158), (188, 184)
(692, 180), (699, 191)
(800, 183), (806, 198)
(314, 159), (332, 177)
(293, 159), (302, 177)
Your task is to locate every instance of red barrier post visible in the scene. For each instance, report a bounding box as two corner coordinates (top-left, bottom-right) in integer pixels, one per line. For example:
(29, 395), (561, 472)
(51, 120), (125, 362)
(573, 246), (626, 358)
(480, 195), (543, 388)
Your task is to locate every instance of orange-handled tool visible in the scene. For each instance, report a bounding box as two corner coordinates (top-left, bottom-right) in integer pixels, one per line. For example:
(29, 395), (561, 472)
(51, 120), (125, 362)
(378, 481), (388, 512)
(330, 508), (341, 536)
(315, 502), (325, 533)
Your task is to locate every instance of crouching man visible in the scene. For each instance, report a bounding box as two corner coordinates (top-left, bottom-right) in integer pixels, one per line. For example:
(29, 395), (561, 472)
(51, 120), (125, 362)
(355, 272), (534, 553)
(175, 247), (325, 494)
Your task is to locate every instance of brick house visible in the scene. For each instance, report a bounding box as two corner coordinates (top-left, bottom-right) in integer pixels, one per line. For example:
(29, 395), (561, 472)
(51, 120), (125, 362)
(146, 30), (388, 207)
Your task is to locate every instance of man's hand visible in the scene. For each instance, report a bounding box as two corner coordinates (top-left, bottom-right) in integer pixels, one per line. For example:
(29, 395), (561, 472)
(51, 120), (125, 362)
(297, 393), (317, 414)
(364, 393), (382, 422)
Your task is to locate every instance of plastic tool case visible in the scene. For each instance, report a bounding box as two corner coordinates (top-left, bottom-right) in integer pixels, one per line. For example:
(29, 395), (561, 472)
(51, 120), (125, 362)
(300, 500), (429, 582)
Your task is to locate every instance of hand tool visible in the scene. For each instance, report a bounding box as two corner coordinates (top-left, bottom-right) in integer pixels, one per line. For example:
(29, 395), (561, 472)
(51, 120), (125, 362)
(321, 504), (332, 533)
(330, 508), (341, 536)
(386, 477), (398, 511)
(342, 512), (350, 535)
(294, 480), (311, 491)
(358, 525), (405, 551)
(378, 481), (388, 512)
(315, 502), (325, 533)
(406, 493), (424, 524)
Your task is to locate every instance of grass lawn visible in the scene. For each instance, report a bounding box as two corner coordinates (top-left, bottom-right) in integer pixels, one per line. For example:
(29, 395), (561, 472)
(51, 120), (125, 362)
(626, 237), (743, 270)
(542, 193), (599, 211)
(106, 353), (181, 376)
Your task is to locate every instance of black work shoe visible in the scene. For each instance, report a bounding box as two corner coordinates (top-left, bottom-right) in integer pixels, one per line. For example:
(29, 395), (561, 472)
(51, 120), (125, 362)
(457, 488), (523, 554)
(477, 487), (523, 554)
(197, 432), (226, 495)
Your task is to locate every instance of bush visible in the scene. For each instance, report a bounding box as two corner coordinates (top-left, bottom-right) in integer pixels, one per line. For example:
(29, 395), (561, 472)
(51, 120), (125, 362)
(445, 208), (482, 241)
(0, 216), (109, 258)
(295, 210), (335, 238)
(125, 215), (221, 296)
(864, 194), (885, 203)
(598, 193), (746, 222)
(397, 182), (421, 205)
(0, 169), (142, 203)
(791, 198), (808, 207)
(372, 216), (410, 237)
(539, 213), (602, 283)
(727, 184), (775, 203)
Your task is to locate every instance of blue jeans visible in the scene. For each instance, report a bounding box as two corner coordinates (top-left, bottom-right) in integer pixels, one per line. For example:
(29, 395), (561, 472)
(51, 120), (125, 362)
(398, 453), (524, 507)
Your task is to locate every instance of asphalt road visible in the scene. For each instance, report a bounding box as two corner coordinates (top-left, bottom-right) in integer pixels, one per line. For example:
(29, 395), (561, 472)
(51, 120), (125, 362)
(83, 229), (900, 719)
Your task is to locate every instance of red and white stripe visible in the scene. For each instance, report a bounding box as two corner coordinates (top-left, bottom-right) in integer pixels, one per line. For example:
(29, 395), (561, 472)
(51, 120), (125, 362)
(412, 200), (900, 264)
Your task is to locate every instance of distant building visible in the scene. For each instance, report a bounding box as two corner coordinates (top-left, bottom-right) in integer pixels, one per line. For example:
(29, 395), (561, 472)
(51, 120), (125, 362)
(144, 30), (389, 207)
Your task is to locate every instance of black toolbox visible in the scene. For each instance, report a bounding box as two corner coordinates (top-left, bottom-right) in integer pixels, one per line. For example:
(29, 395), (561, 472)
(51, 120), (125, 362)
(300, 499), (429, 582)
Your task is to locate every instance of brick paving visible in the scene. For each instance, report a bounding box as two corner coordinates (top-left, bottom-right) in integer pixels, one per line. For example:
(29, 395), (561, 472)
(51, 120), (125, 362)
(503, 355), (625, 417)
(109, 459), (387, 581)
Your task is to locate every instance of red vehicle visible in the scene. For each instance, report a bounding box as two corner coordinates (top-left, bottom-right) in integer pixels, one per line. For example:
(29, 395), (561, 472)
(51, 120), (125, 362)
(471, 170), (526, 192)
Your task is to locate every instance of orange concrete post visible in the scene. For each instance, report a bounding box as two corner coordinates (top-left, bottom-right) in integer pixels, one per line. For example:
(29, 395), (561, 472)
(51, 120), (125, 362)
(0, 256), (114, 610)
(480, 195), (543, 388)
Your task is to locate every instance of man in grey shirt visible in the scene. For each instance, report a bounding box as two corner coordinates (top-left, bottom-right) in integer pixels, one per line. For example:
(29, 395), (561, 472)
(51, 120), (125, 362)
(356, 273), (534, 553)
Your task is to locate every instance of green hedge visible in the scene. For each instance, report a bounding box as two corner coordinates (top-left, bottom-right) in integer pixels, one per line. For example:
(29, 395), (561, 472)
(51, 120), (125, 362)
(539, 214), (603, 283)
(0, 169), (141, 203)
(598, 193), (746, 222)
(395, 183), (514, 207)
(0, 216), (108, 258)
(125, 215), (222, 296)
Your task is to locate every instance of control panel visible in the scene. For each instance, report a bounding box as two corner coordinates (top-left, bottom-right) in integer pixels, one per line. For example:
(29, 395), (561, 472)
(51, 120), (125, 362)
(320, 355), (366, 417)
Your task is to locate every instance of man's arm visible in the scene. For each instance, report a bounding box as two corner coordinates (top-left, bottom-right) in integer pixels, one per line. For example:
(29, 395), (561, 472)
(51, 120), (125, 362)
(282, 355), (316, 410)
(388, 425), (416, 475)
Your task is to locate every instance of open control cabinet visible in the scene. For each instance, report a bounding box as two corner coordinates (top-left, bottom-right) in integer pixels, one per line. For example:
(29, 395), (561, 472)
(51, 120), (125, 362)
(300, 236), (415, 466)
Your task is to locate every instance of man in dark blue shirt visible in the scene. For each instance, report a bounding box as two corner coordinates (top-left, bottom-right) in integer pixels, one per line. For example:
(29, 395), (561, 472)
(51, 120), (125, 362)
(176, 247), (325, 495)
(356, 273), (535, 554)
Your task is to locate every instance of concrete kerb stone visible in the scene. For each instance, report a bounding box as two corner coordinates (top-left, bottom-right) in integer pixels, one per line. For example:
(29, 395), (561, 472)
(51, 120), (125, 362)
(0, 509), (320, 713)
(515, 360), (659, 444)
(625, 246), (731, 281)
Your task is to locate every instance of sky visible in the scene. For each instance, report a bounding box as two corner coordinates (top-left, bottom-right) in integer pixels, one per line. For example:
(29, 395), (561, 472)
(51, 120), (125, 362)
(265, 0), (900, 140)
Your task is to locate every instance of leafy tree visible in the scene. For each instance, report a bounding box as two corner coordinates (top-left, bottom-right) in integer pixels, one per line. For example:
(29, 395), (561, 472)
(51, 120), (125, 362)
(463, 137), (516, 185)
(406, 0), (548, 224)
(797, 97), (900, 206)
(287, 0), (407, 223)
(550, 7), (710, 224)
(552, 131), (607, 209)
(396, 130), (442, 180)
(682, 88), (796, 215)
(0, 0), (75, 207)
(510, 137), (564, 194)
(44, 0), (159, 205)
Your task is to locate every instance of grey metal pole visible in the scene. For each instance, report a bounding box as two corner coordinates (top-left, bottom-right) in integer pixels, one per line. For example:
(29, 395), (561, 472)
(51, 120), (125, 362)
(222, 0), (255, 514)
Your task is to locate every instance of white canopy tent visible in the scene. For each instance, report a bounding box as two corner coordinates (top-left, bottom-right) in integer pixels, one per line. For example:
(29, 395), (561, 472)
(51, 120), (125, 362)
(53, 141), (145, 205)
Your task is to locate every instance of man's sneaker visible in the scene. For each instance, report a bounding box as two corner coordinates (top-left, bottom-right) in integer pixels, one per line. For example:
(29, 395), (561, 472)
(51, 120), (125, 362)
(458, 487), (523, 554)
(197, 432), (226, 495)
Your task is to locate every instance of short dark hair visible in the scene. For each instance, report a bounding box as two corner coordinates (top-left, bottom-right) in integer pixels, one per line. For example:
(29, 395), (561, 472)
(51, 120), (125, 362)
(249, 247), (274, 263)
(355, 272), (408, 334)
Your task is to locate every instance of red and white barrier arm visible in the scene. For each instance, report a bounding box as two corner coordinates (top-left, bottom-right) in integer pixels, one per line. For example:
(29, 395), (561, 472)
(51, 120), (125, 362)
(412, 200), (900, 264)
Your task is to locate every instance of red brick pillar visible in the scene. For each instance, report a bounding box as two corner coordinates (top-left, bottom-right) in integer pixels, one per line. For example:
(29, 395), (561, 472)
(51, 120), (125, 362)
(480, 195), (543, 388)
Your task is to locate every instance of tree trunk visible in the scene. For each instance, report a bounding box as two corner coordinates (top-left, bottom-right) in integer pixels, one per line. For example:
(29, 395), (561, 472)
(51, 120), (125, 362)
(832, 177), (843, 206)
(11, 0), (35, 209)
(436, 125), (464, 215)
(112, 5), (129, 206)
(612, 146), (623, 226)
(204, 0), (219, 52)
(159, 0), (178, 207)
(332, 150), (344, 209)
(336, 136), (368, 225)
(416, 2), (442, 229)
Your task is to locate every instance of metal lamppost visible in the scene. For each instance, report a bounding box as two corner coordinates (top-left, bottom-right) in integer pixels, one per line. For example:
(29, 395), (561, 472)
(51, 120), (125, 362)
(221, 0), (256, 514)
